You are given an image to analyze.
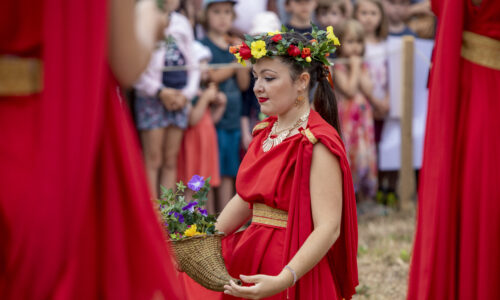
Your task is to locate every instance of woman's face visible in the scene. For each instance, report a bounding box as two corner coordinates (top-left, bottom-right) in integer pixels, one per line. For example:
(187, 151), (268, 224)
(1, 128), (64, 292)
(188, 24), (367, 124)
(340, 30), (364, 57)
(252, 57), (308, 116)
(355, 0), (382, 36)
(206, 2), (234, 34)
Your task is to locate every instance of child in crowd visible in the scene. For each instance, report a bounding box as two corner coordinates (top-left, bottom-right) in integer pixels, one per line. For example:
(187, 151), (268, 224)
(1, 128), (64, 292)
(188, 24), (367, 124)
(177, 41), (227, 214)
(315, 0), (347, 30)
(333, 19), (378, 205)
(384, 0), (417, 36)
(134, 0), (198, 198)
(355, 0), (393, 202)
(284, 0), (318, 34)
(199, 0), (250, 212)
(354, 0), (390, 125)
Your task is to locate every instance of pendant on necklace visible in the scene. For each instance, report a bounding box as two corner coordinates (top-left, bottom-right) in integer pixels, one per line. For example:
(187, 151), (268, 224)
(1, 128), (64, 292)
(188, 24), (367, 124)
(262, 129), (290, 152)
(262, 111), (310, 152)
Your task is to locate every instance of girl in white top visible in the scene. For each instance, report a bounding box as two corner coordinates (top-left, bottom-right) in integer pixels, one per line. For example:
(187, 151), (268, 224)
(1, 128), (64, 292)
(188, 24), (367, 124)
(354, 0), (390, 128)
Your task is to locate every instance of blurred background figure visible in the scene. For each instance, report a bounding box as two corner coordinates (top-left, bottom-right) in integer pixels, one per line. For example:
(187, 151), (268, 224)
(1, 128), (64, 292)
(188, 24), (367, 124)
(384, 0), (417, 37)
(333, 19), (378, 208)
(231, 0), (279, 38)
(315, 0), (348, 30)
(134, 0), (199, 197)
(354, 0), (392, 210)
(284, 0), (318, 34)
(198, 0), (250, 212)
(0, 0), (185, 298)
(177, 41), (227, 214)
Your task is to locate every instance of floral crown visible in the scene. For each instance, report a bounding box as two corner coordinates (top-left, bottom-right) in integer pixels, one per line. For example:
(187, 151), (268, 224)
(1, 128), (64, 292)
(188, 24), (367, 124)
(230, 24), (340, 68)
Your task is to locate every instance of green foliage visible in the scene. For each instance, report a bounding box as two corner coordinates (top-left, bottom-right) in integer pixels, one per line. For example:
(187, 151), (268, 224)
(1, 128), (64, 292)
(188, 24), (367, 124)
(233, 22), (339, 68)
(157, 177), (218, 240)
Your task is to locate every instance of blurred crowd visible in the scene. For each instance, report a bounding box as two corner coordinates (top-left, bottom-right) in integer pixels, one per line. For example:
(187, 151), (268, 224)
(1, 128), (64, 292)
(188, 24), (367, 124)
(127, 0), (435, 215)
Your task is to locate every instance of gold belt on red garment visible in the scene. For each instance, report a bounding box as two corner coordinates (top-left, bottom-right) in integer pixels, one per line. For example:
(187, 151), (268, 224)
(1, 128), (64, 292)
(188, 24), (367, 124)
(461, 31), (500, 71)
(252, 203), (288, 228)
(0, 56), (43, 96)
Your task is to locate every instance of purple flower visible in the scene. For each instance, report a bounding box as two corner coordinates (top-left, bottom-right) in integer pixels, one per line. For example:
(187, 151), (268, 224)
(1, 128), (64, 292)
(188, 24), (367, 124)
(188, 175), (205, 192)
(199, 208), (208, 217)
(173, 212), (185, 223)
(182, 201), (198, 212)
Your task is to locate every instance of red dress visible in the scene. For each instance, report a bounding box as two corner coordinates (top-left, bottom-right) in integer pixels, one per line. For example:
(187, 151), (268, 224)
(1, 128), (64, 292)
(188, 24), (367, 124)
(221, 109), (358, 300)
(0, 0), (184, 299)
(177, 109), (221, 187)
(408, 0), (500, 299)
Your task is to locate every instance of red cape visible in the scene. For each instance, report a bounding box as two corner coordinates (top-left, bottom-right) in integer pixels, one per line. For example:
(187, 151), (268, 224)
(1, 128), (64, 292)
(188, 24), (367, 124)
(408, 0), (500, 299)
(283, 110), (358, 300)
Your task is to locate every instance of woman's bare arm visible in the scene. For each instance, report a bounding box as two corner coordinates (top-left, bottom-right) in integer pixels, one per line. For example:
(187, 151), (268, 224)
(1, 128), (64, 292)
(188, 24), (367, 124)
(108, 0), (165, 87)
(215, 194), (252, 236)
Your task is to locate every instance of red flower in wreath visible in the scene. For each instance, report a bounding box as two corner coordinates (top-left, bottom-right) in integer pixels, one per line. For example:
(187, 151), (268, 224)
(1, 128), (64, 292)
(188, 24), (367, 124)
(271, 34), (282, 42)
(287, 44), (301, 57)
(301, 47), (311, 58)
(239, 42), (252, 60)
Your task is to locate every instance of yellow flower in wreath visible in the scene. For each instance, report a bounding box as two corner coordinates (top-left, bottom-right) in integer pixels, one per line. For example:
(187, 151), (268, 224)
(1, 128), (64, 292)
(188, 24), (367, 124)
(251, 40), (267, 59)
(235, 53), (246, 66)
(326, 26), (341, 46)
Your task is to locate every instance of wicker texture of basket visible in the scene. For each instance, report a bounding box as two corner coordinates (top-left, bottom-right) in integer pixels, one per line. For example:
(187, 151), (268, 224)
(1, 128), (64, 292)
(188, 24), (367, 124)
(171, 233), (241, 291)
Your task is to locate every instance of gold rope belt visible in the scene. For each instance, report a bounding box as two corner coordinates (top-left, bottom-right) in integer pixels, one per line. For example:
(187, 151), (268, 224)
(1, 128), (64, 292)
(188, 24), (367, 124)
(252, 203), (288, 228)
(0, 56), (43, 96)
(461, 31), (500, 71)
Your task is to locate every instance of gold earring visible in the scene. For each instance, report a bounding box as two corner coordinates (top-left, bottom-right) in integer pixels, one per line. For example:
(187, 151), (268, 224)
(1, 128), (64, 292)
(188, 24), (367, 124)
(295, 95), (305, 106)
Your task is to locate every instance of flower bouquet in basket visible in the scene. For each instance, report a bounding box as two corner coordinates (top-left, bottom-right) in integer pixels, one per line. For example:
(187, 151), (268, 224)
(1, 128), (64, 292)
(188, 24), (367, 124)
(158, 175), (241, 291)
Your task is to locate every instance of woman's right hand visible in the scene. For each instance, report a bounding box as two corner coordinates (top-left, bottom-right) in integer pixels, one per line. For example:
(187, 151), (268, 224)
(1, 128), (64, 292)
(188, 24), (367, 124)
(224, 271), (294, 300)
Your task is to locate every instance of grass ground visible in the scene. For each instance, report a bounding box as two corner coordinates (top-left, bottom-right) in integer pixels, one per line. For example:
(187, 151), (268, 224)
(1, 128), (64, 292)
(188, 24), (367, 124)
(353, 206), (416, 300)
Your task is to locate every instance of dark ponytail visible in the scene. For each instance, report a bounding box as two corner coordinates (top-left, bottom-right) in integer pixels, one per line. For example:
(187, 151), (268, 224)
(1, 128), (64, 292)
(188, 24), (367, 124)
(313, 69), (342, 137)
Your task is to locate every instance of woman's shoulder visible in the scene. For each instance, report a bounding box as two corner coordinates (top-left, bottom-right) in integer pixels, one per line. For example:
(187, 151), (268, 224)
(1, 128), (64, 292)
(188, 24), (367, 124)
(306, 110), (345, 153)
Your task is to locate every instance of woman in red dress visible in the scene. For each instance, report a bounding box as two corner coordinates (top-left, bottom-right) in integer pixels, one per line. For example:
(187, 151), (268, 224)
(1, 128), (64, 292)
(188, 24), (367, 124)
(214, 31), (359, 299)
(0, 0), (184, 299)
(408, 0), (500, 299)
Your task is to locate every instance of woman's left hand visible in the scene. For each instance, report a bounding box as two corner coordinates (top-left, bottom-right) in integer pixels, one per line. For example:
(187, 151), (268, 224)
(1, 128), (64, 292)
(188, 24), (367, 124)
(223, 273), (292, 300)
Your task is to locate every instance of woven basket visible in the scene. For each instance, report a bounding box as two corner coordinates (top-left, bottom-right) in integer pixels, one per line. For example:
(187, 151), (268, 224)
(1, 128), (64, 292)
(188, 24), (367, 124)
(170, 233), (241, 291)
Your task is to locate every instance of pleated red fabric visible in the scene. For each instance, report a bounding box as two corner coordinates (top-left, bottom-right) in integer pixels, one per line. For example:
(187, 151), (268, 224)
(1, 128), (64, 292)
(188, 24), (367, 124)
(408, 0), (500, 299)
(0, 0), (185, 299)
(221, 109), (358, 300)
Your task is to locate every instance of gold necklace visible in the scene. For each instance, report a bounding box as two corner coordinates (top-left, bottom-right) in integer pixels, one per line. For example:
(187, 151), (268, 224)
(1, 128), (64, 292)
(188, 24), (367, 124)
(262, 111), (310, 152)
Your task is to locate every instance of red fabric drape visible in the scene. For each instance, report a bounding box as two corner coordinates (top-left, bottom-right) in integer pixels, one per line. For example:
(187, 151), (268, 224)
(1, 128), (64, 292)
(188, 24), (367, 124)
(0, 0), (185, 299)
(284, 110), (358, 300)
(408, 0), (500, 299)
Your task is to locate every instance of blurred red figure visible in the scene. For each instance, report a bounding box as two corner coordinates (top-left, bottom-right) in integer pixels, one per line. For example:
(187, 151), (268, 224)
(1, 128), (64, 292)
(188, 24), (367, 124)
(0, 0), (184, 299)
(408, 0), (500, 299)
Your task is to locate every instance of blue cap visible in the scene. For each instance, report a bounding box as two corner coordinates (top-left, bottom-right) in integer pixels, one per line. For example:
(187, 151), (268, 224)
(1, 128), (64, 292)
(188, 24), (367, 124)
(203, 0), (237, 9)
